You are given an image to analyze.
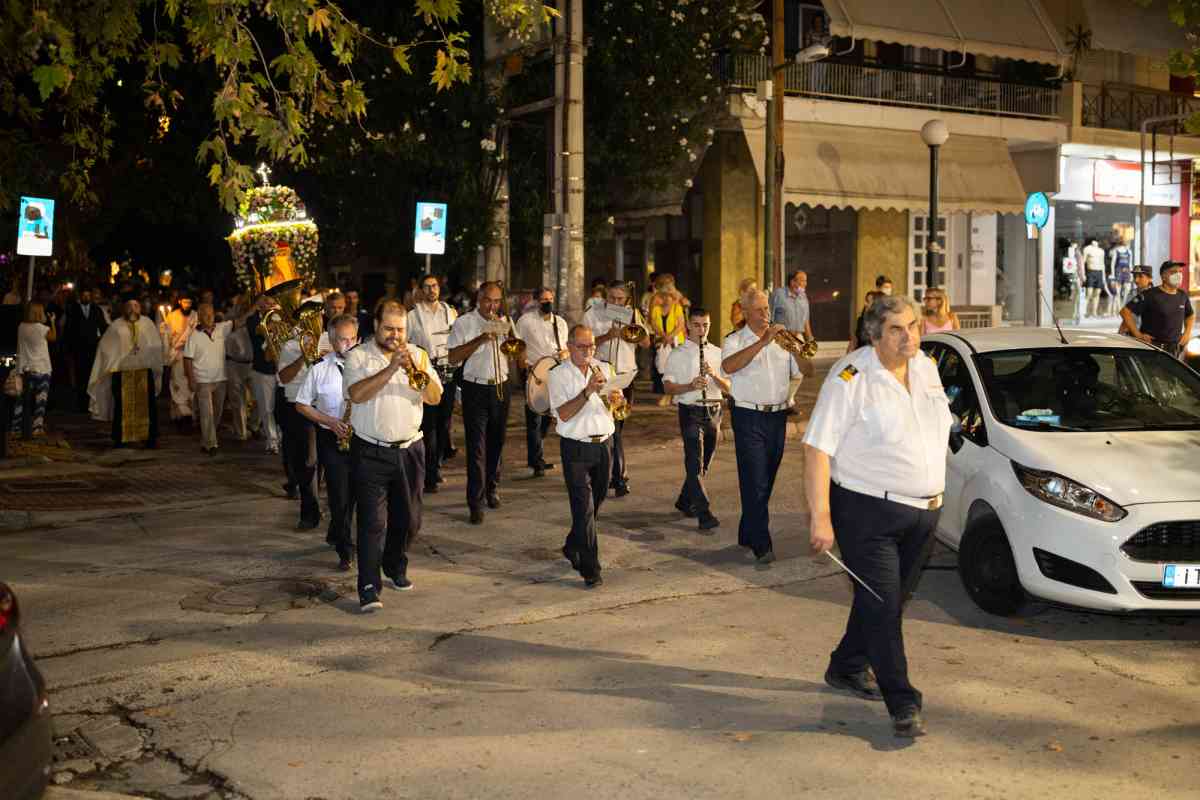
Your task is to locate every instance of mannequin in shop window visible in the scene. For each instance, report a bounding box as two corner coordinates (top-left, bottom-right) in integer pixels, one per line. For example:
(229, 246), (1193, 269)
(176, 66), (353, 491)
(1082, 239), (1108, 318)
(1108, 239), (1133, 311)
(1061, 241), (1081, 322)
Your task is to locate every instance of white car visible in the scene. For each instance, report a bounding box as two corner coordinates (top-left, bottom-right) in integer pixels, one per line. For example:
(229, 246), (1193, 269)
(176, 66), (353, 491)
(921, 327), (1200, 615)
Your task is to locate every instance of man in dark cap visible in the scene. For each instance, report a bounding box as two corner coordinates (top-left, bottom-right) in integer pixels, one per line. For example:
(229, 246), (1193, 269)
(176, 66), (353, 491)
(1117, 265), (1154, 338)
(1120, 261), (1194, 358)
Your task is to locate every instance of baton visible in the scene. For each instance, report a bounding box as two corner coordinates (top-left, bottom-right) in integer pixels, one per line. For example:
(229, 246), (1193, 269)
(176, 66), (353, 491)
(824, 551), (884, 603)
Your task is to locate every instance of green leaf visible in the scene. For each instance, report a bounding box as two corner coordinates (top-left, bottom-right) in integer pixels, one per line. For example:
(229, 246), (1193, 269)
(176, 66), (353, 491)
(392, 46), (412, 74)
(31, 64), (71, 100)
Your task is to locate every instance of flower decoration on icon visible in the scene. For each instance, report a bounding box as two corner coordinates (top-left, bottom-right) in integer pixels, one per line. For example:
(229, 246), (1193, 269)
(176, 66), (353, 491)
(227, 183), (319, 291)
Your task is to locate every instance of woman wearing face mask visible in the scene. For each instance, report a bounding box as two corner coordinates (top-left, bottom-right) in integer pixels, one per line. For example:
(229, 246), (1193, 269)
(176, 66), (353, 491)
(1119, 261), (1194, 359)
(875, 275), (894, 297)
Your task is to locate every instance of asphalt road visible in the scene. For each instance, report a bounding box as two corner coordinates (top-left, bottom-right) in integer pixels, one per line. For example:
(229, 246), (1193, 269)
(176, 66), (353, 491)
(5, 370), (1199, 799)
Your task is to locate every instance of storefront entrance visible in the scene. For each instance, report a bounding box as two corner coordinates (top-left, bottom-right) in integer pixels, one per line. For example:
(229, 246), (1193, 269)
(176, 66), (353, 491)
(784, 203), (855, 340)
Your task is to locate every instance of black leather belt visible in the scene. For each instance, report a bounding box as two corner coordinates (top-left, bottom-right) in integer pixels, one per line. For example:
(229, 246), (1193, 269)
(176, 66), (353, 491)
(355, 432), (421, 449)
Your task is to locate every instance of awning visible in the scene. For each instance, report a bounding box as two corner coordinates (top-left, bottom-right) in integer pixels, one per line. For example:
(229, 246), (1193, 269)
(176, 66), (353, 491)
(825, 0), (1069, 68)
(741, 121), (1028, 215)
(1082, 0), (1191, 61)
(608, 143), (711, 221)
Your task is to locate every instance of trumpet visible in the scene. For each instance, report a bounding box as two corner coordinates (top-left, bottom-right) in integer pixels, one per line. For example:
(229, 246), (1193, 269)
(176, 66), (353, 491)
(404, 351), (430, 392)
(490, 316), (526, 400)
(592, 365), (631, 421)
(774, 329), (819, 359)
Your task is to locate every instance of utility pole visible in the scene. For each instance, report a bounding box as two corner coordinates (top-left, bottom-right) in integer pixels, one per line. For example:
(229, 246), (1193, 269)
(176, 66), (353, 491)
(771, 0), (785, 292)
(564, 0), (586, 321)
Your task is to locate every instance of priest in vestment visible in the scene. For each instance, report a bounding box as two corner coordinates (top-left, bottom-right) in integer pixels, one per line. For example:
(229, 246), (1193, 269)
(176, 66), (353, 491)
(88, 293), (165, 447)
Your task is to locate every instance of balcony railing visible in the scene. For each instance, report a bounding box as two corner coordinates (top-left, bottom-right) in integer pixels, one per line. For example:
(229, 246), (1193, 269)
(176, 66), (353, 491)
(717, 54), (1061, 121)
(1081, 83), (1200, 132)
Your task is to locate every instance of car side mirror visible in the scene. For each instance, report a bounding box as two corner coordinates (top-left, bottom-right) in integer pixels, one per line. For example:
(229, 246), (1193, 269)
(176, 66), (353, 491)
(948, 418), (965, 453)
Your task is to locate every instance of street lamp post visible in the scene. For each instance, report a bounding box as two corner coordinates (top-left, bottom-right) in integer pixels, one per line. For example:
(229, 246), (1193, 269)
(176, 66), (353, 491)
(920, 120), (949, 295)
(761, 40), (830, 293)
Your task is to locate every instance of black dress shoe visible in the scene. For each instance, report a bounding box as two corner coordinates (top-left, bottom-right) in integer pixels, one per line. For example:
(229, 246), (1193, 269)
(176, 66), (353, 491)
(532, 466), (545, 478)
(584, 574), (604, 588)
(698, 514), (720, 531)
(337, 556), (353, 572)
(674, 499), (695, 517)
(436, 475), (446, 485)
(824, 665), (883, 701)
(295, 517), (320, 531)
(755, 548), (776, 564)
(444, 447), (458, 459)
(892, 706), (927, 738)
(537, 460), (555, 470)
(486, 492), (501, 509)
(613, 484), (630, 498)
(469, 508), (484, 525)
(424, 483), (439, 494)
(282, 482), (298, 500)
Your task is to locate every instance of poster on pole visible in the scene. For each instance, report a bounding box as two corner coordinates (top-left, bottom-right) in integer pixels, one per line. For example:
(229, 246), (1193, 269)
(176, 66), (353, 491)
(413, 202), (447, 255)
(17, 196), (55, 257)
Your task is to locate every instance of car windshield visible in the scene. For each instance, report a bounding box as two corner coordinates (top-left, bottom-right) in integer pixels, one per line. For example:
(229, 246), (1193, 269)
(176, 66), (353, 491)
(975, 348), (1200, 432)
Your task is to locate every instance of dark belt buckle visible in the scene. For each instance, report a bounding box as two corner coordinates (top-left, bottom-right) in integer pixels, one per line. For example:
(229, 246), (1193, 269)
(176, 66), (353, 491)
(590, 435), (604, 443)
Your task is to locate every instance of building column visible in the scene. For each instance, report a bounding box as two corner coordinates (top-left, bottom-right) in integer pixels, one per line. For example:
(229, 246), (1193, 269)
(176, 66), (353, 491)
(701, 132), (762, 340)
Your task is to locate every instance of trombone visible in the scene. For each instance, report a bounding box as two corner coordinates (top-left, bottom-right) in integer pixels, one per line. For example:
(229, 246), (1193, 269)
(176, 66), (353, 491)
(491, 284), (527, 399)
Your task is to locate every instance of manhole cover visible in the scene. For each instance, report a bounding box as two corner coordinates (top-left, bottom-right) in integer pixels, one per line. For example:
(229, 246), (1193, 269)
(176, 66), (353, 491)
(180, 578), (336, 614)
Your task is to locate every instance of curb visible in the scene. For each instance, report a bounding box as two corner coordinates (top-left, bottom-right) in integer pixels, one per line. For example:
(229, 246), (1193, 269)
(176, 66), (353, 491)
(46, 789), (152, 800)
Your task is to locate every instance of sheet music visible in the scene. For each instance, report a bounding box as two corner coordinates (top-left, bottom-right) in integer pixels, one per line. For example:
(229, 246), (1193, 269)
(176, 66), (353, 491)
(602, 369), (636, 392)
(598, 303), (634, 326)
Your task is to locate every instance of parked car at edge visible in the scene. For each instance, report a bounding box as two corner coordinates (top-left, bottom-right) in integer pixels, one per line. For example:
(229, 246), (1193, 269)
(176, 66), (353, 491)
(918, 328), (1200, 615)
(0, 582), (53, 799)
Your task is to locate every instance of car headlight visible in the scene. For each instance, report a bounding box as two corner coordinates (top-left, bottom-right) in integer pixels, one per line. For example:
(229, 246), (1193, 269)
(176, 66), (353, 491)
(1012, 463), (1127, 522)
(1186, 337), (1200, 357)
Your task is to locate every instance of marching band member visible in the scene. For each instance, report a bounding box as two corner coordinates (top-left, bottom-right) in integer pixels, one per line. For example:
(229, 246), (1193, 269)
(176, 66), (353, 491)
(276, 331), (320, 531)
(583, 282), (649, 497)
(720, 289), (813, 564)
(549, 325), (618, 588)
(447, 281), (517, 524)
(515, 287), (569, 478)
(662, 307), (730, 531)
(804, 295), (952, 737)
(295, 314), (360, 572)
(407, 274), (459, 493)
(344, 305), (442, 612)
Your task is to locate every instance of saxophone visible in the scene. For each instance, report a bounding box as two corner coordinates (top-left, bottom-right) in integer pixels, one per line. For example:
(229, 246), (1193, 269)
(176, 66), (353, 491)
(336, 400), (353, 452)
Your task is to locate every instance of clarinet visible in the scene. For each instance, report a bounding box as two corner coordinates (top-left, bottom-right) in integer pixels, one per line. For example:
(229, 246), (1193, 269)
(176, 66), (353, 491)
(699, 341), (709, 404)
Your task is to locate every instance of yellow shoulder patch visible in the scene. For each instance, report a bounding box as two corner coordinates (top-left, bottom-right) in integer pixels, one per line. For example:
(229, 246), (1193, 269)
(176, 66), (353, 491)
(838, 364), (858, 382)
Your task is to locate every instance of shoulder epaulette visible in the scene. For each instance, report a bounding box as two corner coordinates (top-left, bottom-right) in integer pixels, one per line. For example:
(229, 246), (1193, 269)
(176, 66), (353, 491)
(838, 364), (858, 382)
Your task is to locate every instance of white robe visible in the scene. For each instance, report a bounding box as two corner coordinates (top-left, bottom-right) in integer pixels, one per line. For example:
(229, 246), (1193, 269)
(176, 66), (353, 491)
(88, 316), (165, 422)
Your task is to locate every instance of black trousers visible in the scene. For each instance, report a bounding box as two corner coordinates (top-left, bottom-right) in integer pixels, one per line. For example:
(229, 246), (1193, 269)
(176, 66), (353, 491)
(609, 386), (632, 488)
(828, 483), (938, 716)
(278, 394), (319, 523)
(561, 437), (611, 580)
(524, 404), (552, 468)
(74, 345), (97, 410)
(676, 404), (720, 516)
(421, 376), (457, 486)
(460, 380), (510, 510)
(730, 406), (787, 555)
(315, 428), (356, 559)
(352, 437), (425, 598)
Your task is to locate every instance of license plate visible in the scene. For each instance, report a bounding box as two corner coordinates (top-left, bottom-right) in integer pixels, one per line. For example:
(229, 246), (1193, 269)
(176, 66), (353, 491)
(1162, 565), (1200, 588)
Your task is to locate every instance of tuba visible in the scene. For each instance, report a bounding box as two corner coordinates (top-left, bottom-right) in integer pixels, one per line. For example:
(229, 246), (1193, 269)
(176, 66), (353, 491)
(258, 279), (325, 366)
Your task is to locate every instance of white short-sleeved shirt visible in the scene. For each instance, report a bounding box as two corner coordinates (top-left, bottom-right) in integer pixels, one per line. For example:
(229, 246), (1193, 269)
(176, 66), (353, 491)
(515, 311), (569, 365)
(583, 304), (638, 374)
(276, 339), (310, 402)
(342, 339), (440, 444)
(549, 358), (616, 441)
(664, 339), (727, 406)
(720, 325), (802, 407)
(295, 351), (347, 430)
(447, 310), (509, 384)
(183, 321), (233, 384)
(17, 322), (51, 375)
(803, 347), (953, 498)
(408, 301), (457, 363)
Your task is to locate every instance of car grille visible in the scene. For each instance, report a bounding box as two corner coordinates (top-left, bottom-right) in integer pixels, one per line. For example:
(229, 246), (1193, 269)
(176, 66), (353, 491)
(1120, 521), (1200, 563)
(1033, 548), (1117, 594)
(1131, 582), (1200, 601)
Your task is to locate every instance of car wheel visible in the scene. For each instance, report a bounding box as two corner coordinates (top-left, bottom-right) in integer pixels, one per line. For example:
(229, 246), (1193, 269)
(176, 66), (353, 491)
(958, 517), (1026, 616)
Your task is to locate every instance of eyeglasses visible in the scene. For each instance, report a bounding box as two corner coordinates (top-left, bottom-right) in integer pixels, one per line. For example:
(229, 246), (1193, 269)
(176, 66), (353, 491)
(570, 342), (596, 350)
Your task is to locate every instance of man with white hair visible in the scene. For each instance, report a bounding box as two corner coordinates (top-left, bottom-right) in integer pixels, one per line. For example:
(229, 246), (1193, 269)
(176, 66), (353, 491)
(721, 289), (813, 564)
(803, 294), (953, 738)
